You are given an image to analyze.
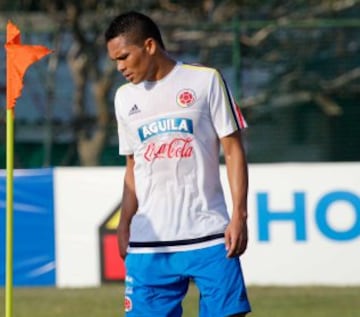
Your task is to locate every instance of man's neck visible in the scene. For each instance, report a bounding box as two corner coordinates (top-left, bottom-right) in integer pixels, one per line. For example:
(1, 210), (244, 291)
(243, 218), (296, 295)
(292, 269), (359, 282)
(150, 54), (176, 82)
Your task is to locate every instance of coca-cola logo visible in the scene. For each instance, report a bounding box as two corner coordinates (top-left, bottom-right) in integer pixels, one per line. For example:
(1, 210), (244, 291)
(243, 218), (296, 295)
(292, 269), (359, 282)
(144, 137), (193, 161)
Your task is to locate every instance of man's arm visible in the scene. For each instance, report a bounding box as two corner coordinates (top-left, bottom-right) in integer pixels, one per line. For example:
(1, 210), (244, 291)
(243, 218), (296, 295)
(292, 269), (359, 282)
(220, 130), (249, 258)
(117, 154), (138, 259)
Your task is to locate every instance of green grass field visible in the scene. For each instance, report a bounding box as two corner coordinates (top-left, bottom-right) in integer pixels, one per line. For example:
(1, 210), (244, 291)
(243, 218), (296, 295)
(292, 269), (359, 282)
(1, 284), (360, 316)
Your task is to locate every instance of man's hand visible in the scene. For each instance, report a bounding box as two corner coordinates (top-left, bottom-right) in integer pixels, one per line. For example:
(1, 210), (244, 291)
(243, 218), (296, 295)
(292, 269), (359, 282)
(117, 222), (130, 260)
(225, 216), (248, 258)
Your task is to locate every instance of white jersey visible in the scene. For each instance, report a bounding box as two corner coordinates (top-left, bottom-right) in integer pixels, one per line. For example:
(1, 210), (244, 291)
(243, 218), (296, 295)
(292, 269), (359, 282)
(114, 62), (247, 253)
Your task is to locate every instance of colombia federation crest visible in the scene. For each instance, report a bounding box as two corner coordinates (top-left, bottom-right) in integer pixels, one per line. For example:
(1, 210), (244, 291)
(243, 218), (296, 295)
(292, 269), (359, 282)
(176, 88), (196, 108)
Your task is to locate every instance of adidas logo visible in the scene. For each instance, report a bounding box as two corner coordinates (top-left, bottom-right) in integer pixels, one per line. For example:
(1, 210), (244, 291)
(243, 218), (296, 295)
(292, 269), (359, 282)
(128, 104), (141, 116)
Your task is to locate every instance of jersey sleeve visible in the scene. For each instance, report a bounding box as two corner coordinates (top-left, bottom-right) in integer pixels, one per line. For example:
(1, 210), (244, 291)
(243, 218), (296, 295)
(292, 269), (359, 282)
(114, 90), (134, 155)
(209, 69), (247, 138)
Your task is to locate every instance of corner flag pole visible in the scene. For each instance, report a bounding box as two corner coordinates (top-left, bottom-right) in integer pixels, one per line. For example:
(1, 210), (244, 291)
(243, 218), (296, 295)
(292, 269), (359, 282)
(5, 21), (52, 317)
(5, 107), (14, 317)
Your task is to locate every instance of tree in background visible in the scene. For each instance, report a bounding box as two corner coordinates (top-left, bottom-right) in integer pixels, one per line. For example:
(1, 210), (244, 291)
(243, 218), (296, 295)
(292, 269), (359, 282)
(0, 0), (359, 166)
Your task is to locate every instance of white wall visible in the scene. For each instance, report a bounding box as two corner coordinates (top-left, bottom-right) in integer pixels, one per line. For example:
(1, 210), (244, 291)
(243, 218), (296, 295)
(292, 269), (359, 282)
(55, 163), (360, 287)
(54, 167), (125, 287)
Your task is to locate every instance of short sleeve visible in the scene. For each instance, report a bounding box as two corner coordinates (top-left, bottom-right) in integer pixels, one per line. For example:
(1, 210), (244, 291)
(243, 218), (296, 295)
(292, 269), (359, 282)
(114, 90), (134, 155)
(209, 70), (247, 138)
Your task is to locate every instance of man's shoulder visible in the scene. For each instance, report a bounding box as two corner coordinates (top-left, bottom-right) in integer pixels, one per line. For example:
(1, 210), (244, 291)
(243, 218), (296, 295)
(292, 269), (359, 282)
(115, 82), (135, 96)
(176, 63), (220, 87)
(114, 82), (146, 107)
(180, 63), (217, 75)
(114, 83), (142, 119)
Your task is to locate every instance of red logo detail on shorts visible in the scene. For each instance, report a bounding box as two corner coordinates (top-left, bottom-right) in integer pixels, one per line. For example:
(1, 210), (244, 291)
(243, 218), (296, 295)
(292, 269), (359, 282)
(176, 89), (196, 108)
(124, 296), (132, 312)
(144, 137), (193, 161)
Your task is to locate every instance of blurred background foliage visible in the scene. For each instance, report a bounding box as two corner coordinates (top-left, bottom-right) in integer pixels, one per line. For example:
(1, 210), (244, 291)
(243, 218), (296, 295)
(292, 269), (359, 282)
(0, 0), (359, 167)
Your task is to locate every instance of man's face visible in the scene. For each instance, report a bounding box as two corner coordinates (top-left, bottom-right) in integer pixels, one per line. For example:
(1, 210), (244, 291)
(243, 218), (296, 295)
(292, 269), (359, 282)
(107, 34), (154, 84)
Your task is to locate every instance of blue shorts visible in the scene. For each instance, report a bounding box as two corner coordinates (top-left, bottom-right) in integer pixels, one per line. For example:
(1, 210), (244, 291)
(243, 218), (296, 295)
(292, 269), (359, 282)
(124, 243), (251, 317)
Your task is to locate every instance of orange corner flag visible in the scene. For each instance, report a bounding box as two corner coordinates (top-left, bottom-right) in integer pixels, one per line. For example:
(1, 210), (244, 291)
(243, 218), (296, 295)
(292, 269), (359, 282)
(5, 21), (52, 109)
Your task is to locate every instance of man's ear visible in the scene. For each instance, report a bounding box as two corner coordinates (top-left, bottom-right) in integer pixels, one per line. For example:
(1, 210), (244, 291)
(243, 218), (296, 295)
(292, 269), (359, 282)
(144, 38), (156, 55)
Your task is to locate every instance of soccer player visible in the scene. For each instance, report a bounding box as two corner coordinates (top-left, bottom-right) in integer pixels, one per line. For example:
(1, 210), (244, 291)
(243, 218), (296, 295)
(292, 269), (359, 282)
(105, 11), (251, 317)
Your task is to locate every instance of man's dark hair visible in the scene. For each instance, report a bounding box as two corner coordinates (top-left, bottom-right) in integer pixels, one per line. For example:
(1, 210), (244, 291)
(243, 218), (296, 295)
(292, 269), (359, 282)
(105, 11), (165, 49)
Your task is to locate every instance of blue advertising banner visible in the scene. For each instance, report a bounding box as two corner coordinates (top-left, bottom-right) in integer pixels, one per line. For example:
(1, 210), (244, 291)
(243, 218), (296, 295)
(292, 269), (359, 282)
(0, 168), (56, 286)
